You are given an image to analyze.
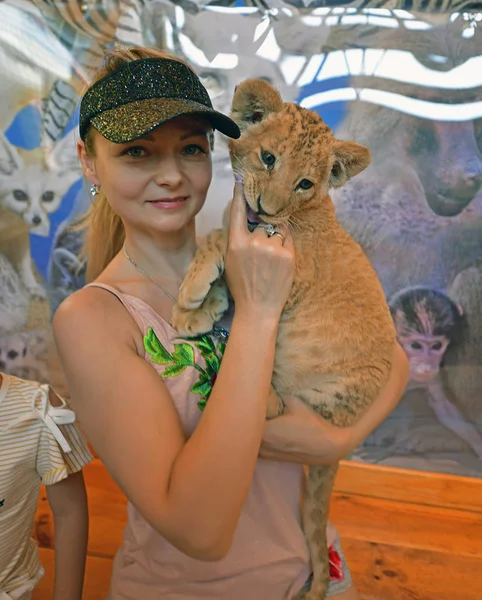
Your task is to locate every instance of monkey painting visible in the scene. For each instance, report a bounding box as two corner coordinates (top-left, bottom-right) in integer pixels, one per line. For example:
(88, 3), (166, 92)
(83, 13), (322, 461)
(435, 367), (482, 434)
(443, 266), (482, 428)
(322, 18), (482, 298)
(319, 18), (482, 470)
(389, 287), (482, 460)
(390, 288), (464, 384)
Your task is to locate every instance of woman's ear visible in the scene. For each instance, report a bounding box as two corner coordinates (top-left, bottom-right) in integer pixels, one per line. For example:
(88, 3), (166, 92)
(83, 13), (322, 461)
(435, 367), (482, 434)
(77, 140), (99, 185)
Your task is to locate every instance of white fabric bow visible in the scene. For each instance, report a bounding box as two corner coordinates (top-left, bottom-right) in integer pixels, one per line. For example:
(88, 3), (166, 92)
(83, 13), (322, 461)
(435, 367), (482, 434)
(1, 384), (75, 453)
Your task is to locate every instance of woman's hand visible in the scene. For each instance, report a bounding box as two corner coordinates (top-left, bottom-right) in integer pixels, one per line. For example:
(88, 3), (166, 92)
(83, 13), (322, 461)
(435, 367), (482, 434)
(260, 343), (410, 465)
(260, 395), (350, 464)
(224, 180), (295, 322)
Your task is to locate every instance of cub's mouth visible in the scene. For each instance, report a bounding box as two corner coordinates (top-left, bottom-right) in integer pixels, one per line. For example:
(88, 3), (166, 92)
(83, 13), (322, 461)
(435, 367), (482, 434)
(246, 201), (263, 232)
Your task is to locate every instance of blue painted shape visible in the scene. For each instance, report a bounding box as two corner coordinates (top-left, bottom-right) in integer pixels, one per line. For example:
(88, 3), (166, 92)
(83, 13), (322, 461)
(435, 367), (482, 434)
(29, 179), (83, 279)
(64, 104), (80, 136)
(5, 103), (42, 150)
(297, 75), (351, 132)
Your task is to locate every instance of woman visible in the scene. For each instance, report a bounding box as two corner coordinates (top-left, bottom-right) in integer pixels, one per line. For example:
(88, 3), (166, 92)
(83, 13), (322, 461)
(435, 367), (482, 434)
(53, 46), (409, 600)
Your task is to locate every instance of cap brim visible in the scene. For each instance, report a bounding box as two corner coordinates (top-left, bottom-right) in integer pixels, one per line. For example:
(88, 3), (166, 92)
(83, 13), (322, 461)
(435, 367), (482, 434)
(90, 97), (240, 143)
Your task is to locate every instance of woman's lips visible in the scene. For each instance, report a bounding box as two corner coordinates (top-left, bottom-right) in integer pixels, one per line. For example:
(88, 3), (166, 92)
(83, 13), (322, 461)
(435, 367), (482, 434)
(149, 197), (188, 209)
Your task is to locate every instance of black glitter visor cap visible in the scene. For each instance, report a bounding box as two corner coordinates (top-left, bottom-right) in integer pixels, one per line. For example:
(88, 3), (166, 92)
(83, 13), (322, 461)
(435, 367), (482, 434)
(79, 57), (240, 143)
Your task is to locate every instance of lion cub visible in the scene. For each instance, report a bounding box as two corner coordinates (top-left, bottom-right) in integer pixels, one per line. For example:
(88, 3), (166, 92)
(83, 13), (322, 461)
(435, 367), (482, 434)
(171, 79), (396, 600)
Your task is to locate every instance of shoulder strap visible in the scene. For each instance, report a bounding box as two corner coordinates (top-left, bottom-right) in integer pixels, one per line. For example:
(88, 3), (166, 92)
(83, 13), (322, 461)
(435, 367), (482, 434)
(85, 282), (147, 333)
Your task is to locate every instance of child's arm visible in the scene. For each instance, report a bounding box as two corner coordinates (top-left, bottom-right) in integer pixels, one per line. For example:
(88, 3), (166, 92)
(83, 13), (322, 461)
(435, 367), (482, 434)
(46, 471), (89, 600)
(37, 385), (93, 600)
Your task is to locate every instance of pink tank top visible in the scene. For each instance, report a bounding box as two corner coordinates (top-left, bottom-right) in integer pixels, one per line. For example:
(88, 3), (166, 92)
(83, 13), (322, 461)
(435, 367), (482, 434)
(88, 283), (311, 600)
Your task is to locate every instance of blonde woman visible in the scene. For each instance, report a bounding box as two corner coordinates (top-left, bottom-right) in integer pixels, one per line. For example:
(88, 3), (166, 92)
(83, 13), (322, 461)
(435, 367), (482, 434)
(53, 47), (409, 600)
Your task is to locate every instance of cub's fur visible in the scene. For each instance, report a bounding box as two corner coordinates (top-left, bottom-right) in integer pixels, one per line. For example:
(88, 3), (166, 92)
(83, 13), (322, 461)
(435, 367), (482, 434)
(171, 79), (396, 600)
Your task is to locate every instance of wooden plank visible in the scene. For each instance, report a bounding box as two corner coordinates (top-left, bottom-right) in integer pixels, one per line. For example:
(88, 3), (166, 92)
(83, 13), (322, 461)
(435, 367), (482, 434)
(80, 457), (482, 516)
(33, 548), (112, 600)
(35, 459), (482, 558)
(33, 458), (482, 600)
(335, 460), (482, 513)
(51, 457), (482, 519)
(341, 537), (482, 600)
(329, 492), (482, 557)
(33, 530), (482, 600)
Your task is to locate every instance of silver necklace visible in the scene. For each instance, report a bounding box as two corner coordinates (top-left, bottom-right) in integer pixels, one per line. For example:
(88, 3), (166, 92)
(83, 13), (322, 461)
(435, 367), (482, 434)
(123, 245), (178, 303)
(123, 244), (230, 343)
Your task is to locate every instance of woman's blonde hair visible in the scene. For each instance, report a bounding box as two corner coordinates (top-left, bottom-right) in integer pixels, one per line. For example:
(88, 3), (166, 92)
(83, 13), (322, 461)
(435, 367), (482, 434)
(77, 46), (197, 282)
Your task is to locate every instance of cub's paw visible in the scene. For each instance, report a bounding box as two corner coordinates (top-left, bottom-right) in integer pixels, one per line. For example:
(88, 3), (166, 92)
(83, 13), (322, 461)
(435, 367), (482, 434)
(203, 279), (229, 322)
(293, 587), (326, 600)
(171, 305), (216, 337)
(177, 264), (222, 310)
(293, 564), (329, 600)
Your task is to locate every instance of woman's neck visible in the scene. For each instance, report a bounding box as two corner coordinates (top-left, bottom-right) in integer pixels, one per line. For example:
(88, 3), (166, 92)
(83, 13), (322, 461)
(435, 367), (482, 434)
(123, 224), (198, 284)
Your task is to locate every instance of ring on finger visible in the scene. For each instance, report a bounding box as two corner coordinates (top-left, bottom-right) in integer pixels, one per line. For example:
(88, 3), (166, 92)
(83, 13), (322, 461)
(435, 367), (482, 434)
(254, 223), (270, 235)
(271, 231), (285, 242)
(264, 223), (277, 237)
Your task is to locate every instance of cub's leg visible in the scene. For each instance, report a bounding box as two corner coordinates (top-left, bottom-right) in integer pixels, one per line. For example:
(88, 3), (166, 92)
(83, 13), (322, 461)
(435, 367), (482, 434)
(294, 462), (338, 600)
(177, 228), (228, 309)
(171, 278), (229, 336)
(294, 376), (385, 600)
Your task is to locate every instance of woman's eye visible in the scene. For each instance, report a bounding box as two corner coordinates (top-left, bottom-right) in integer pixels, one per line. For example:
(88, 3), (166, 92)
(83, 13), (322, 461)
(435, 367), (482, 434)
(183, 144), (204, 156)
(124, 147), (146, 158)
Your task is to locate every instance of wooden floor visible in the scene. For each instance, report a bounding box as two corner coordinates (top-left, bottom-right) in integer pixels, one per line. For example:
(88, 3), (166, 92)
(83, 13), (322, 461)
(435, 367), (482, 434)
(32, 459), (482, 600)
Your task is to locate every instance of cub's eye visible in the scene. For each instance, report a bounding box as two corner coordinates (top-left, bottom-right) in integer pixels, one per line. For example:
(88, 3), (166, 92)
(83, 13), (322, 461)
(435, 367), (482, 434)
(296, 179), (314, 191)
(260, 150), (276, 168)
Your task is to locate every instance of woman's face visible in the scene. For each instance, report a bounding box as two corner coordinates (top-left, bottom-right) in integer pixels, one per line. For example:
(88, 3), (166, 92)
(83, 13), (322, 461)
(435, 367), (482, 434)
(79, 115), (213, 236)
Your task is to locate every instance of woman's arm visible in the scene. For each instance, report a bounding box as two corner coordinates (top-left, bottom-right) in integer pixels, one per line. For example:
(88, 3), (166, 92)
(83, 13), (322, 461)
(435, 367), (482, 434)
(46, 471), (88, 600)
(53, 184), (295, 562)
(259, 343), (409, 465)
(53, 284), (279, 562)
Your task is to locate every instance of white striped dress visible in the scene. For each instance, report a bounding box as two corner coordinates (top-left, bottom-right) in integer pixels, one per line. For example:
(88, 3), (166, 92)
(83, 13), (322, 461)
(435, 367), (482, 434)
(0, 373), (93, 596)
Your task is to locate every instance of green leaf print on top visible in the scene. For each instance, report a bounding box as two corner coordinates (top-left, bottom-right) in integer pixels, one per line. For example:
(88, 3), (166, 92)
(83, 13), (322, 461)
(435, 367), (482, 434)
(143, 327), (226, 412)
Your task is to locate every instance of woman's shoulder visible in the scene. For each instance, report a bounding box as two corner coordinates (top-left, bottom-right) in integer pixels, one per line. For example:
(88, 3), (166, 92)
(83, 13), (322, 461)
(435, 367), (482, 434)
(53, 282), (139, 346)
(55, 283), (117, 320)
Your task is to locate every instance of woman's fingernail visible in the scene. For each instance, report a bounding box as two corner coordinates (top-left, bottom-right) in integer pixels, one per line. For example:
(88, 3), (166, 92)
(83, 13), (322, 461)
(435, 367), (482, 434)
(235, 175), (242, 184)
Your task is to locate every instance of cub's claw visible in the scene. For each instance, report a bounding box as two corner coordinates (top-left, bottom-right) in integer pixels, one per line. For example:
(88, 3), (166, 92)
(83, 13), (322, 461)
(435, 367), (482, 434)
(171, 305), (216, 337)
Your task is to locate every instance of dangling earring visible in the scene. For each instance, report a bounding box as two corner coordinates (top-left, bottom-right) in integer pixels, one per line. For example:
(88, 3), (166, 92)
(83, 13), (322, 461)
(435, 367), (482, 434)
(90, 183), (99, 197)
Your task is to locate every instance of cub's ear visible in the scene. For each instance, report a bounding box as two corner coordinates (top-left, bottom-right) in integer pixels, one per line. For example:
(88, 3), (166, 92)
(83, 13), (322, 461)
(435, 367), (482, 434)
(230, 79), (284, 131)
(329, 141), (371, 188)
